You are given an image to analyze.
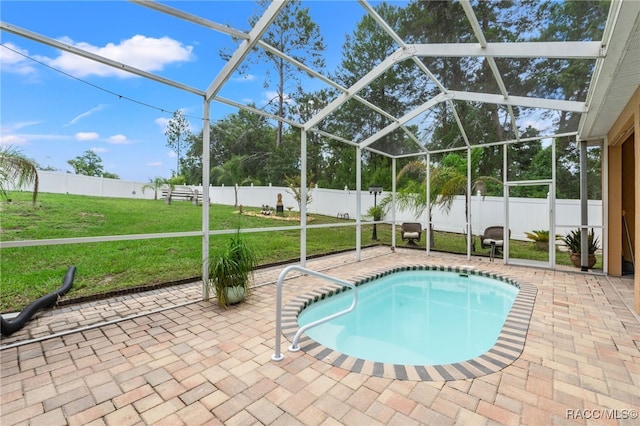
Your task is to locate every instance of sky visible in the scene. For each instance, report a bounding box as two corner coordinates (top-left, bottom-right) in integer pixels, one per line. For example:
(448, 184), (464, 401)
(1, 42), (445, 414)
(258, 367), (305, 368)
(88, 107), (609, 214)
(0, 0), (368, 182)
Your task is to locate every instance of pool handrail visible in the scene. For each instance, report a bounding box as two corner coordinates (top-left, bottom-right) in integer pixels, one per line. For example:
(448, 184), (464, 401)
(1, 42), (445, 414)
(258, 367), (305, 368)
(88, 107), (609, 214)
(272, 264), (357, 361)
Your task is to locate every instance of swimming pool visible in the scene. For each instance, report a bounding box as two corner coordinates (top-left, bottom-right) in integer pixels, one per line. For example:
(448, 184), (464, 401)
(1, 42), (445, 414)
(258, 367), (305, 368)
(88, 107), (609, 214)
(282, 266), (536, 380)
(298, 269), (517, 365)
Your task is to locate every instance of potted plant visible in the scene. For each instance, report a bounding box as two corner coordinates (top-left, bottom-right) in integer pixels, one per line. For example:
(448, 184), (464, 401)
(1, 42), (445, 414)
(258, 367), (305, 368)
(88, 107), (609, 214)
(561, 228), (600, 268)
(208, 231), (257, 308)
(366, 205), (384, 221)
(524, 230), (550, 251)
(366, 205), (385, 241)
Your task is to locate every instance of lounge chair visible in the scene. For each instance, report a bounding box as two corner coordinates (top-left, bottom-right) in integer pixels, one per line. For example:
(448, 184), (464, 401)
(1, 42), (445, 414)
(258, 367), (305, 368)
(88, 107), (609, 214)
(401, 222), (422, 246)
(480, 226), (510, 261)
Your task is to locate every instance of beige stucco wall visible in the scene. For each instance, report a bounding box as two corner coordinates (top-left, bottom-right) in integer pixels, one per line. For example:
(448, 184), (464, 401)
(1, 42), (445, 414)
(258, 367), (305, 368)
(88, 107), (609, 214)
(607, 85), (640, 313)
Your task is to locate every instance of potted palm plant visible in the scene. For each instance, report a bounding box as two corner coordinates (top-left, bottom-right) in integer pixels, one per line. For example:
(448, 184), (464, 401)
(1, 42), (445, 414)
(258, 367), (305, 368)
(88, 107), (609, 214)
(561, 228), (600, 268)
(208, 231), (257, 308)
(524, 230), (550, 251)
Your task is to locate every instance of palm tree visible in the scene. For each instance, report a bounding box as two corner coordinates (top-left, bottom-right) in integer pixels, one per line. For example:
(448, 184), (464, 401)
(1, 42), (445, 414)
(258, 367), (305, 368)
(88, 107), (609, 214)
(390, 161), (439, 248)
(211, 155), (255, 208)
(141, 177), (168, 200)
(0, 146), (39, 204)
(394, 149), (502, 250)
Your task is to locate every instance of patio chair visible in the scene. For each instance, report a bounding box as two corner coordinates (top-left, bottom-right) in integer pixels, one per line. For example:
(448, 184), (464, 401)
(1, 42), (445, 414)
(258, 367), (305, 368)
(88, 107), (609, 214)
(401, 222), (422, 246)
(480, 226), (510, 261)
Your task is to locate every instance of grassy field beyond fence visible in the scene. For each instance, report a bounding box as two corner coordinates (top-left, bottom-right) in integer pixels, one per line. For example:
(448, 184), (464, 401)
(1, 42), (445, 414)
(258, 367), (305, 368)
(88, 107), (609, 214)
(1, 192), (583, 312)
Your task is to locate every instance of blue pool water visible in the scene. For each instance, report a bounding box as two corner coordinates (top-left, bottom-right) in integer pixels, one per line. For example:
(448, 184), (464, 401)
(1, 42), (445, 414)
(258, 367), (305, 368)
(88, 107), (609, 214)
(298, 270), (518, 365)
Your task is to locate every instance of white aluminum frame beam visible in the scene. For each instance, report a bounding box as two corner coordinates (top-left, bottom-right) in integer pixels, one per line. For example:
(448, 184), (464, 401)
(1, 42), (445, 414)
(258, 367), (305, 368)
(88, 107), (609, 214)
(449, 99), (472, 147)
(359, 90), (583, 154)
(359, 93), (453, 148)
(411, 41), (603, 59)
(358, 0), (451, 150)
(136, 0), (412, 151)
(460, 0), (520, 142)
(205, 0), (286, 101)
(131, 0), (248, 40)
(358, 0), (447, 93)
(450, 91), (586, 112)
(303, 53), (399, 131)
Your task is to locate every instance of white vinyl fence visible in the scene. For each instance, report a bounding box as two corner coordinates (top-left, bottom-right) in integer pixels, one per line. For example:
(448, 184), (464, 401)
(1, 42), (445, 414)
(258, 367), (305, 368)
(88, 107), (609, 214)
(32, 171), (603, 241)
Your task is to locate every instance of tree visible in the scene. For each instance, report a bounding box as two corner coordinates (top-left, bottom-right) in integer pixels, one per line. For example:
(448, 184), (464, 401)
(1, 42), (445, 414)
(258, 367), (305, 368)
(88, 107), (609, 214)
(183, 106), (298, 187)
(514, 137), (602, 200)
(387, 161), (442, 248)
(36, 163), (60, 172)
(141, 177), (168, 200)
(245, 0), (325, 147)
(264, 128), (300, 185)
(532, 1), (609, 132)
(395, 149), (502, 249)
(67, 150), (104, 177)
(330, 2), (420, 190)
(285, 175), (313, 213)
(402, 0), (537, 177)
(0, 146), (39, 204)
(165, 110), (191, 176)
(211, 155), (255, 207)
(290, 90), (331, 186)
(102, 172), (120, 180)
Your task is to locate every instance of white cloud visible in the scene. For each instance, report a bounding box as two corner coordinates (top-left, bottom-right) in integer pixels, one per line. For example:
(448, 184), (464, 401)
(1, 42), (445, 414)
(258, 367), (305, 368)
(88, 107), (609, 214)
(1, 133), (70, 143)
(262, 91), (291, 109)
(167, 150), (177, 158)
(0, 122), (43, 146)
(0, 42), (38, 76)
(108, 134), (129, 144)
(231, 74), (256, 82)
(155, 116), (170, 132)
(90, 147), (108, 153)
(46, 35), (194, 78)
(0, 134), (29, 146)
(65, 105), (106, 127)
(147, 161), (163, 167)
(76, 132), (99, 141)
(3, 121), (43, 131)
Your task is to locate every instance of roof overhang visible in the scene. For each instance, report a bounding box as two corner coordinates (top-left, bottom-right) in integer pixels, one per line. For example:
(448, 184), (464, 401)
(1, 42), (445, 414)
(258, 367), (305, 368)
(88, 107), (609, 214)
(578, 0), (640, 142)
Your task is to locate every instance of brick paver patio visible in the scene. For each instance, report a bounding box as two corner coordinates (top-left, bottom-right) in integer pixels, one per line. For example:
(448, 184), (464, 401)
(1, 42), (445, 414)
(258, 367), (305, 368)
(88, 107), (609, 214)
(1, 247), (639, 425)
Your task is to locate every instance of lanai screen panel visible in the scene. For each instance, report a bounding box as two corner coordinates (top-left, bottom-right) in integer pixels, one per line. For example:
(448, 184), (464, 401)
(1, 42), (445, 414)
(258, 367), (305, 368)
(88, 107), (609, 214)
(353, 60), (434, 121)
(0, 0), (613, 162)
(367, 128), (421, 157)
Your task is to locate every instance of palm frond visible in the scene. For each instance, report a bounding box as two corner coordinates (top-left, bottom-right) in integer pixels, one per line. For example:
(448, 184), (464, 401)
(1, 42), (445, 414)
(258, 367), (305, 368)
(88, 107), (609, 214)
(0, 146), (39, 204)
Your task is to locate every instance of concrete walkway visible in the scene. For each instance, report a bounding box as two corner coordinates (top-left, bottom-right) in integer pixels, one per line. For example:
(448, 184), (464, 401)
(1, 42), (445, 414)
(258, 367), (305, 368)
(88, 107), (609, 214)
(1, 247), (638, 425)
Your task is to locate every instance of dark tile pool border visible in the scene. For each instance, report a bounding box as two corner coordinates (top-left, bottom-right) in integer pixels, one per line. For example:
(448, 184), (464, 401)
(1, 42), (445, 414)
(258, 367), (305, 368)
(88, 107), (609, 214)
(280, 264), (537, 381)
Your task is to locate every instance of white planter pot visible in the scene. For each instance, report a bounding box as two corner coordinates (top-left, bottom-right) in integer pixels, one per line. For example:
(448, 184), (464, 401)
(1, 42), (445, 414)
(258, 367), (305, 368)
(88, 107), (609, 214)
(225, 286), (246, 305)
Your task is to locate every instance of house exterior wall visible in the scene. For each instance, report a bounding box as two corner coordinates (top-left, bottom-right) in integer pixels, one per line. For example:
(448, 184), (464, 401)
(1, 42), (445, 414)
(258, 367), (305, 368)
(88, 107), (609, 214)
(607, 84), (640, 313)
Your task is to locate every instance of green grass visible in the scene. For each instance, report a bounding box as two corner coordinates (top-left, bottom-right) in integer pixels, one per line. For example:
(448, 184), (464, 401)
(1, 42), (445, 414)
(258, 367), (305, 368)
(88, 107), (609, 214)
(0, 191), (591, 312)
(1, 192), (384, 311)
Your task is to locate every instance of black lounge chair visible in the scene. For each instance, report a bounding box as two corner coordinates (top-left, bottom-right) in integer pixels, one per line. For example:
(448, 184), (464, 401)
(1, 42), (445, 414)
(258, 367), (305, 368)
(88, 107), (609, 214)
(401, 222), (422, 246)
(480, 226), (511, 261)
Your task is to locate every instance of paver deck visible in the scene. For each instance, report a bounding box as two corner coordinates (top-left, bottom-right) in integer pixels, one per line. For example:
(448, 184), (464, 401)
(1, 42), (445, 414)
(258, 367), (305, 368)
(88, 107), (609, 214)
(1, 247), (639, 425)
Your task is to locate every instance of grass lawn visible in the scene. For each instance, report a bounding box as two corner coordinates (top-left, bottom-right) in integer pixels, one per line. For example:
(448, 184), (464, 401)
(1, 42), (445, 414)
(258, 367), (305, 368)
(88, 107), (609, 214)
(1, 191), (588, 312)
